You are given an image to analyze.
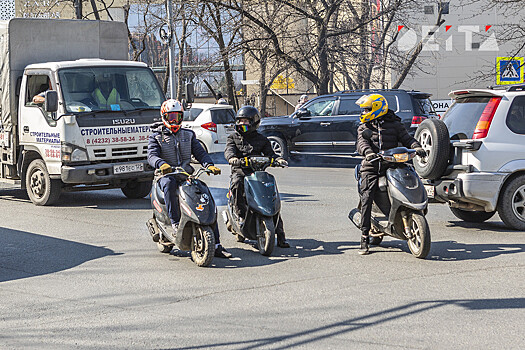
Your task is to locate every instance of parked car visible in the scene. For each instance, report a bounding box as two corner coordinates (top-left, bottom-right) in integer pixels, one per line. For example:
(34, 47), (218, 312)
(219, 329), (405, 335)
(182, 103), (236, 154)
(414, 84), (525, 230)
(258, 89), (436, 160)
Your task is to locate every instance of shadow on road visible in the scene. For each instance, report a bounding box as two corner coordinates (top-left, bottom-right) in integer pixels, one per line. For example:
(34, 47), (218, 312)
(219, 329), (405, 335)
(446, 220), (517, 232)
(0, 227), (118, 283)
(375, 238), (525, 261)
(171, 297), (525, 349)
(209, 238), (356, 269)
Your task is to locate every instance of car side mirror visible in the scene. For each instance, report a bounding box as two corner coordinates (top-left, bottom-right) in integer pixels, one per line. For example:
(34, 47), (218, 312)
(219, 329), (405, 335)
(45, 90), (58, 113)
(296, 108), (311, 118)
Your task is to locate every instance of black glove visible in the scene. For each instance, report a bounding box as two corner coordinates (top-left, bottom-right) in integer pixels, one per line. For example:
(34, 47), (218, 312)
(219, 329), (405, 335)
(228, 157), (241, 166)
(415, 147), (427, 157)
(365, 152), (378, 161)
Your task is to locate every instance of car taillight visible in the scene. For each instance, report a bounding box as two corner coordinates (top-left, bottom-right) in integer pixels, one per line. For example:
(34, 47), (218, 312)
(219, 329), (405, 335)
(411, 116), (427, 127)
(201, 122), (217, 133)
(472, 97), (501, 139)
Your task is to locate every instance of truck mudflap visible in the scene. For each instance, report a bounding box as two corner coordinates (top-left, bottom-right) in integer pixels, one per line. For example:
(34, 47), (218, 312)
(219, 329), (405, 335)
(61, 159), (153, 184)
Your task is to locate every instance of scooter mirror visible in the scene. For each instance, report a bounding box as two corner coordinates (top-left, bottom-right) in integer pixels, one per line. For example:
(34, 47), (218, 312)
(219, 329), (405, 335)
(362, 129), (373, 140)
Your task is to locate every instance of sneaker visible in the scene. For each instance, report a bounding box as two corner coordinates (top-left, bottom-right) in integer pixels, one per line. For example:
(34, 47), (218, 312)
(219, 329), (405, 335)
(358, 235), (370, 255)
(214, 245), (233, 259)
(277, 239), (291, 248)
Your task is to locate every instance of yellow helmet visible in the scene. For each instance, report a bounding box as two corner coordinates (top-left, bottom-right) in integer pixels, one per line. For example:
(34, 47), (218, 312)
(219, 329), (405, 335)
(356, 94), (388, 123)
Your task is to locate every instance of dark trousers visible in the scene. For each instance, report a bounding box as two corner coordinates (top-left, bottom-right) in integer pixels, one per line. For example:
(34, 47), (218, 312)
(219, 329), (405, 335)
(230, 173), (286, 241)
(159, 175), (221, 244)
(359, 171), (381, 236)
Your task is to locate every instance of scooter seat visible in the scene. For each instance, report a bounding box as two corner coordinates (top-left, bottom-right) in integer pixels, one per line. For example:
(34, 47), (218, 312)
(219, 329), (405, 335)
(156, 184), (166, 205)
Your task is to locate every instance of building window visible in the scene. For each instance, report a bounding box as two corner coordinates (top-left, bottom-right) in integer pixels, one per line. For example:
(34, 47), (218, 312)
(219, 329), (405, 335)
(439, 2), (450, 15)
(472, 42), (480, 49)
(424, 5), (434, 15)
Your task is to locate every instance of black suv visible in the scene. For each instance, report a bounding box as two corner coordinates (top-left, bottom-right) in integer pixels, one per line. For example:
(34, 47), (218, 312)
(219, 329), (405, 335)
(258, 89), (437, 159)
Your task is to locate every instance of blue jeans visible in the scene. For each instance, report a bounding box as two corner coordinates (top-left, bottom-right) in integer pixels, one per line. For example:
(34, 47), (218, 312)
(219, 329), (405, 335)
(158, 175), (220, 244)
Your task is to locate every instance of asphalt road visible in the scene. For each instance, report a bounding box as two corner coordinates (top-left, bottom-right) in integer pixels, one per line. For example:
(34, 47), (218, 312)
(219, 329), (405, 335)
(1, 158), (525, 349)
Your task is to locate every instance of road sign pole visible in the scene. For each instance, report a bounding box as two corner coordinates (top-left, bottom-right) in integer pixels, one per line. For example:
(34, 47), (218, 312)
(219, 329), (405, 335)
(166, 0), (177, 99)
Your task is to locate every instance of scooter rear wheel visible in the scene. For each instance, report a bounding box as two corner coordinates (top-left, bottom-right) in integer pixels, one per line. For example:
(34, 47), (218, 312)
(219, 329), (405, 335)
(257, 216), (275, 256)
(191, 225), (215, 267)
(406, 213), (431, 259)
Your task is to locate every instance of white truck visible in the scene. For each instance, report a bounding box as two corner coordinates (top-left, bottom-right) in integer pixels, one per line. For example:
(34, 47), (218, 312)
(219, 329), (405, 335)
(0, 19), (165, 205)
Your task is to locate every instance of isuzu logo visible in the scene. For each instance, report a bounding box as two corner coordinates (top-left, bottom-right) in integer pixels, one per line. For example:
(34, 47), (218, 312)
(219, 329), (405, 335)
(112, 118), (136, 125)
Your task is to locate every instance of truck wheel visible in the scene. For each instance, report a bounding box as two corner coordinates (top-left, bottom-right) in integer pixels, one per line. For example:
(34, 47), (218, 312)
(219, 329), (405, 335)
(449, 207), (496, 223)
(121, 180), (151, 199)
(25, 159), (62, 206)
(497, 175), (525, 230)
(414, 119), (450, 180)
(268, 136), (289, 161)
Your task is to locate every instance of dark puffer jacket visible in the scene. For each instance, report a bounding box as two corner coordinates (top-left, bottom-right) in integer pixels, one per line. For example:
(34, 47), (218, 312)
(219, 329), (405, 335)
(148, 122), (213, 174)
(224, 131), (277, 175)
(357, 110), (420, 173)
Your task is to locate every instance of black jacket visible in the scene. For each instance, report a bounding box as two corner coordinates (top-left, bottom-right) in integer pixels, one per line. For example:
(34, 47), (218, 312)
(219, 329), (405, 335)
(224, 131), (277, 175)
(357, 110), (420, 173)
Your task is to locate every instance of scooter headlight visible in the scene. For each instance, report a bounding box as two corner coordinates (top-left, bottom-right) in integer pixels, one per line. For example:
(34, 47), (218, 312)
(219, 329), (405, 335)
(393, 153), (409, 162)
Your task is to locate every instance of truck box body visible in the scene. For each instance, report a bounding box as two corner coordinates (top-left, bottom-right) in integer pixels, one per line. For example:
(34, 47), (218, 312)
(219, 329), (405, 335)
(1, 19), (128, 133)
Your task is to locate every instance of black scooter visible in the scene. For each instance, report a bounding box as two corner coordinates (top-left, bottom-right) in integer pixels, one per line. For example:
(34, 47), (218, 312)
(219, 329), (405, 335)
(146, 167), (218, 267)
(349, 146), (431, 258)
(222, 156), (285, 256)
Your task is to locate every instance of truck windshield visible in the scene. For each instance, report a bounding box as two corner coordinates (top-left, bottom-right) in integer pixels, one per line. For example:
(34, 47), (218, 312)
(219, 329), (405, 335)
(58, 66), (164, 113)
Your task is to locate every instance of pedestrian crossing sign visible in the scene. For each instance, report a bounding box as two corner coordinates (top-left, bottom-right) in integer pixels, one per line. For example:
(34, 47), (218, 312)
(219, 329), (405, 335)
(496, 57), (524, 85)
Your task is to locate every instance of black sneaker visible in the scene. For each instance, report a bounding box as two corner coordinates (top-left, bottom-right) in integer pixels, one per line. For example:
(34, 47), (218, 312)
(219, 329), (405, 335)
(277, 239), (291, 248)
(214, 245), (233, 259)
(358, 235), (370, 255)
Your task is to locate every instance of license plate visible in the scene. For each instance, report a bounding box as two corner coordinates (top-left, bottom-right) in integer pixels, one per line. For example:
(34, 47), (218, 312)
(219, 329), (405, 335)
(424, 185), (435, 198)
(113, 163), (144, 174)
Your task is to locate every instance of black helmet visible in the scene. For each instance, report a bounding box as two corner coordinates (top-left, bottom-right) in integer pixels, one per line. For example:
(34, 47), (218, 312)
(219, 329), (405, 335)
(235, 106), (261, 134)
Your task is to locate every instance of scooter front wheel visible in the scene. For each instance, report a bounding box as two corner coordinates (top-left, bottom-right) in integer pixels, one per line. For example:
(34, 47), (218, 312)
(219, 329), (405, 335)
(191, 225), (215, 267)
(257, 216), (275, 256)
(406, 213), (431, 259)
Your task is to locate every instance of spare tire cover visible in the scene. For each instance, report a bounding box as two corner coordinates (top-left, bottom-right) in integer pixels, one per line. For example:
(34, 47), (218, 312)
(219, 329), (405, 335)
(414, 118), (450, 180)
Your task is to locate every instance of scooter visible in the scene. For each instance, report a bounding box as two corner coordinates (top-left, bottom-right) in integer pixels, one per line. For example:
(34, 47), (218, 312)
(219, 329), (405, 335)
(348, 146), (431, 259)
(146, 167), (218, 267)
(222, 156), (285, 256)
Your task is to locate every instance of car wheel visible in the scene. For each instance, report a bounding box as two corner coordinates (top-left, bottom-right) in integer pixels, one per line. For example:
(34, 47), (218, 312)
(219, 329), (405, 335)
(268, 136), (289, 160)
(414, 118), (450, 180)
(497, 175), (525, 230)
(449, 207), (496, 223)
(192, 141), (208, 164)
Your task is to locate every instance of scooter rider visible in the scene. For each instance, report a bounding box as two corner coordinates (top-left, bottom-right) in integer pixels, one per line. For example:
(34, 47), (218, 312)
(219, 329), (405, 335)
(356, 94), (426, 255)
(148, 99), (232, 258)
(224, 106), (291, 248)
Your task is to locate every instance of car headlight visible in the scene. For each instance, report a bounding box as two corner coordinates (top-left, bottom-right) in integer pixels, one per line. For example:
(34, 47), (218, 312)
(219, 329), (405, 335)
(61, 142), (88, 163)
(71, 148), (88, 162)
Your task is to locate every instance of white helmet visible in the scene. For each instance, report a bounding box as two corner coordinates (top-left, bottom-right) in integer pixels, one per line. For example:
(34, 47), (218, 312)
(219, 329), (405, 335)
(160, 99), (184, 133)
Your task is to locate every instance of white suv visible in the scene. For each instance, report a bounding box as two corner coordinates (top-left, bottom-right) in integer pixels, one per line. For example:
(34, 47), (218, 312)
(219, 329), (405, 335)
(414, 85), (525, 230)
(182, 103), (236, 154)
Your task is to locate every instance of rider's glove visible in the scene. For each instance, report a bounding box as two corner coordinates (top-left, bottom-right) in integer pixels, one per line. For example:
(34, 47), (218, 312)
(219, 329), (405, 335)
(365, 152), (378, 161)
(228, 157), (241, 166)
(415, 147), (427, 157)
(276, 158), (288, 167)
(207, 165), (221, 175)
(159, 163), (172, 175)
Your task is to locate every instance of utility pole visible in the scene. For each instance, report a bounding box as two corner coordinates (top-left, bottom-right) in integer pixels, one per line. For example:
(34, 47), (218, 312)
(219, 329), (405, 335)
(74, 0), (82, 19)
(166, 0), (177, 99)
